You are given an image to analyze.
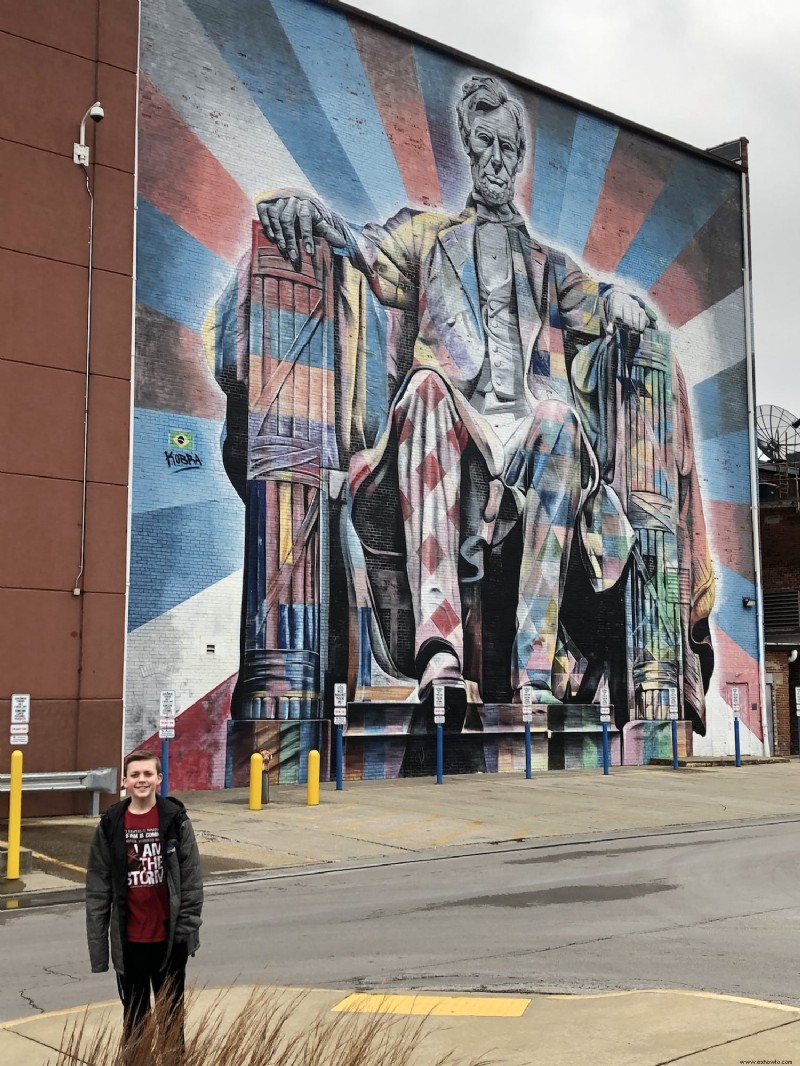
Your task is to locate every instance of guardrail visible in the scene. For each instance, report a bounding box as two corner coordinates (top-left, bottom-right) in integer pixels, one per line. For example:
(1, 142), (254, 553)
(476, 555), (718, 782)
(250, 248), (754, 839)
(0, 767), (118, 817)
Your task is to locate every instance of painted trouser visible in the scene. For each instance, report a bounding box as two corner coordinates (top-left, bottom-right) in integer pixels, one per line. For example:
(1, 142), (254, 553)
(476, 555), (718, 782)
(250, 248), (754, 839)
(393, 368), (586, 693)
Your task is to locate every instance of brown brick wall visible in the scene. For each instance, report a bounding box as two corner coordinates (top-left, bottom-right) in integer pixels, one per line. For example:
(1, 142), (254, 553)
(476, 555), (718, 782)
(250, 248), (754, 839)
(0, 0), (139, 816)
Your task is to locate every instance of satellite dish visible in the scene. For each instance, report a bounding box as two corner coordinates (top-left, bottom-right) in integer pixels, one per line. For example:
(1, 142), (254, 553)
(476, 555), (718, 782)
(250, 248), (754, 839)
(756, 405), (800, 462)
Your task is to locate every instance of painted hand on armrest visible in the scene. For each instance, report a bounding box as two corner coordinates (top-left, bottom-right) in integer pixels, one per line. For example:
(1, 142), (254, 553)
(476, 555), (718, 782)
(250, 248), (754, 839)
(604, 289), (657, 334)
(257, 196), (346, 265)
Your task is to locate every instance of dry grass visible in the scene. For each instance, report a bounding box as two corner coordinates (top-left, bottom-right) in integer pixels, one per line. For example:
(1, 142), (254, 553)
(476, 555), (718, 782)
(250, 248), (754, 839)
(49, 984), (497, 1066)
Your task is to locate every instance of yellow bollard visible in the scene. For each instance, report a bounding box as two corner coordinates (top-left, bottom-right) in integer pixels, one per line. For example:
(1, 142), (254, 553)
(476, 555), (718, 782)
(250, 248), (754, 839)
(307, 749), (320, 806)
(248, 752), (263, 811)
(7, 750), (23, 881)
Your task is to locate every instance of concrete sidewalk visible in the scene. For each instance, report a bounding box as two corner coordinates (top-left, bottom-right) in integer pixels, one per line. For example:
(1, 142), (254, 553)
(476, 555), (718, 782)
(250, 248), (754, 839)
(3, 763), (800, 1062)
(2, 982), (800, 1065)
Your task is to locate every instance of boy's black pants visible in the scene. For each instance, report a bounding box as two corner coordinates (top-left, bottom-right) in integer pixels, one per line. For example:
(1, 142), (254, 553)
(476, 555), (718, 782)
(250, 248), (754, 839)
(116, 940), (189, 1044)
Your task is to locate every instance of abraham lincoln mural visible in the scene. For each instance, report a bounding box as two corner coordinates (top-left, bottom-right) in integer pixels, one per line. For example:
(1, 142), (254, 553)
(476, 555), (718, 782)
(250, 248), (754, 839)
(213, 72), (715, 773)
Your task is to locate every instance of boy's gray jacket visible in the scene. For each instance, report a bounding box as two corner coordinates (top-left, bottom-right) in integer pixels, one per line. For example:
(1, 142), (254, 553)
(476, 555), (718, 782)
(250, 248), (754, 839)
(85, 795), (203, 974)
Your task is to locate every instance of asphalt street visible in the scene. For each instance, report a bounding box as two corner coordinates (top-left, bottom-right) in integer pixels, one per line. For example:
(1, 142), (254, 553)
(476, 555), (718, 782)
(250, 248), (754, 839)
(2, 816), (800, 1024)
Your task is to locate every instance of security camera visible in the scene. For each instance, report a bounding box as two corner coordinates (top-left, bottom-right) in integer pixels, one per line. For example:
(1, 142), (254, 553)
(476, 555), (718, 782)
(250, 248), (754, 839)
(74, 102), (105, 166)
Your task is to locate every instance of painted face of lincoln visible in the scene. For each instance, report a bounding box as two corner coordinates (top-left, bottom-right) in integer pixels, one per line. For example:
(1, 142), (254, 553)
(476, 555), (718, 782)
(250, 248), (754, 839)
(466, 104), (523, 206)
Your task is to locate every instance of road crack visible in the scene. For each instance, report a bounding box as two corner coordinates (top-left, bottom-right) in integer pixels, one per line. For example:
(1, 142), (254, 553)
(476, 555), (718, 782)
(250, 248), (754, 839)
(18, 989), (43, 1015)
(43, 966), (80, 982)
(654, 1015), (800, 1063)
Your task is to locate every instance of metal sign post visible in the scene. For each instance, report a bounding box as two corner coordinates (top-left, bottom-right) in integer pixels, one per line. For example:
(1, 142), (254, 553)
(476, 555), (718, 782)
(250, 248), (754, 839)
(599, 688), (611, 775)
(433, 686), (445, 785)
(668, 688), (679, 770)
(731, 687), (741, 767)
(333, 683), (347, 790)
(159, 691), (176, 796)
(522, 686), (533, 780)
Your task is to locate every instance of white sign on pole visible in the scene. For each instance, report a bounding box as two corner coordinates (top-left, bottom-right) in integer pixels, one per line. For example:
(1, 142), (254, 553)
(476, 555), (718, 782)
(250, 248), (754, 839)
(730, 686), (741, 719)
(433, 709), (445, 725)
(333, 683), (347, 708)
(668, 687), (679, 721)
(10, 734), (28, 746)
(158, 723), (175, 739)
(11, 694), (30, 724)
(600, 688), (610, 709)
(160, 691), (176, 718)
(521, 686), (533, 708)
(433, 686), (445, 709)
(600, 709), (611, 723)
(522, 708), (533, 724)
(795, 687), (800, 715)
(9, 723), (29, 736)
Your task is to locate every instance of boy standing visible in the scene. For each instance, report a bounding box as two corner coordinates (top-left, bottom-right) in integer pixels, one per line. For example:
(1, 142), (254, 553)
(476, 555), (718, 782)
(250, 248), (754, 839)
(86, 750), (203, 1045)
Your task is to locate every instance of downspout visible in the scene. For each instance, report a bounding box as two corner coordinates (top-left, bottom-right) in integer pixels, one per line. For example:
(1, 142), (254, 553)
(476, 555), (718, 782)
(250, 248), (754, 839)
(72, 165), (95, 597)
(740, 143), (769, 752)
(121, 9), (144, 771)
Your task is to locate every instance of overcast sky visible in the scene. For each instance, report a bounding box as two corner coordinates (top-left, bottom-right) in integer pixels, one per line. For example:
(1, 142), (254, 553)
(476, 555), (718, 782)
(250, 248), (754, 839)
(348, 0), (799, 425)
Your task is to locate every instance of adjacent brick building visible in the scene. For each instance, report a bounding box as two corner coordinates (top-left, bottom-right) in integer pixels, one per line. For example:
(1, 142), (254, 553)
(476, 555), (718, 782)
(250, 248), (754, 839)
(759, 457), (800, 754)
(0, 0), (139, 813)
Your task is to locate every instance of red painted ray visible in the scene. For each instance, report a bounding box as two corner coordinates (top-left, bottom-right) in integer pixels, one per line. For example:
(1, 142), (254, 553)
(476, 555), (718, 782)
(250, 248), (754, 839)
(134, 675), (236, 791)
(138, 74), (253, 265)
(135, 304), (227, 420)
(583, 130), (674, 271)
(649, 191), (743, 328)
(708, 626), (761, 740)
(348, 19), (443, 210)
(705, 500), (755, 583)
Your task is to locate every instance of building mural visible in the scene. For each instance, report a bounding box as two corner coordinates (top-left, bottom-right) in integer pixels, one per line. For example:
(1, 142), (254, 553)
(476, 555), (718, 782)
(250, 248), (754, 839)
(127, 0), (762, 788)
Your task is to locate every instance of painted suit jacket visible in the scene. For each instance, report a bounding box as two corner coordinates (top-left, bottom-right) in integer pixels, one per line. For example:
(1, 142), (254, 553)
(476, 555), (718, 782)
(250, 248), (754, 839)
(342, 204), (632, 589)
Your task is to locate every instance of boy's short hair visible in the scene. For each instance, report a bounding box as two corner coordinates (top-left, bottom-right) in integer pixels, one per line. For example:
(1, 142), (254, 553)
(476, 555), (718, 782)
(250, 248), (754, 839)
(124, 749), (162, 775)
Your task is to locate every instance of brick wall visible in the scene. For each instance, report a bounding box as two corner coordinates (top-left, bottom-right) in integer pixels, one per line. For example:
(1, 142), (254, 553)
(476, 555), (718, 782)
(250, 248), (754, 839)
(765, 651), (796, 756)
(0, 0), (139, 814)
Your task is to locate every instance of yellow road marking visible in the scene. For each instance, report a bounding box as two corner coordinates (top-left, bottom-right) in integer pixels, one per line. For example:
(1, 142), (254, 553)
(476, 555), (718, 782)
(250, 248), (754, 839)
(1, 1001), (118, 1029)
(427, 826), (485, 848)
(0, 840), (86, 874)
(544, 988), (800, 1014)
(332, 994), (530, 1017)
(329, 815), (393, 832)
(31, 853), (87, 875)
(380, 817), (443, 840)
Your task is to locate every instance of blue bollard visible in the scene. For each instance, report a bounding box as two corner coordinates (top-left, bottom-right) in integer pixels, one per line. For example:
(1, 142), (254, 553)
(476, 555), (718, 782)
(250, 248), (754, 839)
(436, 723), (443, 785)
(602, 722), (610, 775)
(524, 721), (532, 779)
(161, 737), (170, 796)
(671, 718), (679, 771)
(336, 723), (344, 790)
(734, 715), (741, 767)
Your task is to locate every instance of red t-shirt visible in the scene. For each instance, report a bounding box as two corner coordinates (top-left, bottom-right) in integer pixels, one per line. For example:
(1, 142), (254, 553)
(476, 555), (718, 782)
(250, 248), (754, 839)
(124, 805), (170, 943)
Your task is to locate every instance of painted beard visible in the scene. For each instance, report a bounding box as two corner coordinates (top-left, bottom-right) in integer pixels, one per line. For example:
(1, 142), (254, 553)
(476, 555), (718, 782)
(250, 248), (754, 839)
(472, 164), (515, 206)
